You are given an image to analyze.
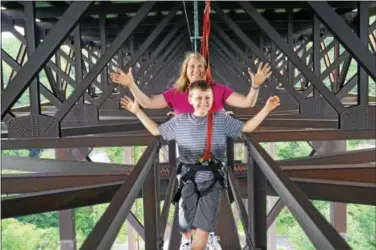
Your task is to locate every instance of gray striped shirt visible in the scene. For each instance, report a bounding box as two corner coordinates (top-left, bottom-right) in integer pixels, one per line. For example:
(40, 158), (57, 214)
(159, 112), (244, 183)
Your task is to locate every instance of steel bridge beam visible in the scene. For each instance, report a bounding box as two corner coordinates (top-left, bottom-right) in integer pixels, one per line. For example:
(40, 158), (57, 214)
(2, 175), (374, 218)
(80, 140), (159, 250)
(239, 2), (346, 114)
(53, 2), (155, 123)
(1, 2), (92, 118)
(246, 138), (351, 250)
(308, 1), (376, 81)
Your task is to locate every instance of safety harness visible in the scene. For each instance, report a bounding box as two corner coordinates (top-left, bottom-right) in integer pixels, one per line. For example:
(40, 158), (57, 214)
(173, 158), (226, 203)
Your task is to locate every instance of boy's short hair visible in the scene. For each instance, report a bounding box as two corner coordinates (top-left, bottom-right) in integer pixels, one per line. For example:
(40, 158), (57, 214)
(188, 80), (212, 92)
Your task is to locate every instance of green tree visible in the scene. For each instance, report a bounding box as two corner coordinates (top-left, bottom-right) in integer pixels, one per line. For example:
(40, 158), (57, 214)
(275, 141), (312, 160)
(74, 207), (96, 237)
(2, 218), (59, 250)
(347, 204), (376, 250)
(104, 147), (125, 164)
(17, 212), (59, 229)
(285, 201), (329, 250)
(1, 150), (29, 157)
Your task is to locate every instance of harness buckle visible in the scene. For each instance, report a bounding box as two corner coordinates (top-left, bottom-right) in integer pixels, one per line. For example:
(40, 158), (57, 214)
(200, 161), (210, 166)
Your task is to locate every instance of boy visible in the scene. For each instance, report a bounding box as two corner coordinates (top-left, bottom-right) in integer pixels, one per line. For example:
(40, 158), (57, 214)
(121, 80), (280, 250)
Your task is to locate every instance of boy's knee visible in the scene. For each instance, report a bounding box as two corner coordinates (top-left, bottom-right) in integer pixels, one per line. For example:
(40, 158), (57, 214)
(192, 229), (209, 250)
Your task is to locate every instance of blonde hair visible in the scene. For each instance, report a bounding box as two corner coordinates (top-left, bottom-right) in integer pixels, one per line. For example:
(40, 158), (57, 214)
(175, 52), (207, 93)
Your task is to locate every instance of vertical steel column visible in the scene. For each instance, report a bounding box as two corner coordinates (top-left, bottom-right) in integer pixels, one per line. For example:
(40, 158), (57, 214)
(260, 35), (264, 57)
(117, 16), (125, 69)
(287, 9), (294, 87)
(55, 53), (63, 100)
(130, 35), (134, 58)
(168, 206), (181, 250)
(143, 155), (160, 250)
(330, 202), (347, 239)
(59, 209), (77, 250)
(168, 140), (176, 175)
(74, 24), (83, 105)
(271, 42), (276, 87)
(217, 140), (242, 249)
(214, 138), (242, 249)
(312, 15), (320, 98)
(267, 143), (277, 250)
(247, 154), (256, 242)
(24, 2), (40, 114)
(61, 48), (74, 99)
(247, 146), (267, 249)
(56, 149), (77, 250)
(193, 0), (199, 52)
(159, 142), (177, 248)
(99, 14), (108, 86)
(333, 44), (340, 92)
(125, 147), (137, 250)
(87, 46), (96, 95)
(358, 2), (369, 106)
(1, 61), (4, 91)
(118, 50), (124, 69)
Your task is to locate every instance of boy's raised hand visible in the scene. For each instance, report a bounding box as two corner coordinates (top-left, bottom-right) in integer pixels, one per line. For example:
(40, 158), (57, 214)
(264, 96), (280, 112)
(120, 96), (140, 114)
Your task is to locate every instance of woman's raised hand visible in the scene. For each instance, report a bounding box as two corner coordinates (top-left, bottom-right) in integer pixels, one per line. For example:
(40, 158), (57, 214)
(120, 96), (140, 114)
(248, 63), (272, 88)
(110, 67), (135, 87)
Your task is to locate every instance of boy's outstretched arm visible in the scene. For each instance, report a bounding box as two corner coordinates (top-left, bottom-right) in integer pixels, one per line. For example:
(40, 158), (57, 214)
(120, 96), (160, 136)
(241, 96), (280, 133)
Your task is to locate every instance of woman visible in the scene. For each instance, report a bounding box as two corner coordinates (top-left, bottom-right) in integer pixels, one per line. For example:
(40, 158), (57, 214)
(110, 52), (272, 113)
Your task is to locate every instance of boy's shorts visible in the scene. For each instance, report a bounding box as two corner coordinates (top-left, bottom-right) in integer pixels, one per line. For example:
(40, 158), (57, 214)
(178, 180), (223, 233)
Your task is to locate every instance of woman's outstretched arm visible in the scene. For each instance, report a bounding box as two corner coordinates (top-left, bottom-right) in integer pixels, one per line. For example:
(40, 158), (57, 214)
(226, 63), (272, 108)
(111, 67), (168, 109)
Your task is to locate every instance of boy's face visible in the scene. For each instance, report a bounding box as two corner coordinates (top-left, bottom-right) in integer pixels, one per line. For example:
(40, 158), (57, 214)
(188, 88), (213, 116)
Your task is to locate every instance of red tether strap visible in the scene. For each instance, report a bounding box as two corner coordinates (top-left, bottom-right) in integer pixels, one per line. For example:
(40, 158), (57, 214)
(200, 0), (213, 162)
(201, 0), (212, 84)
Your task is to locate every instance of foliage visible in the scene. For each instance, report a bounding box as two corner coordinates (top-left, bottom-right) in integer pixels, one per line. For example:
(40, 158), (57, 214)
(260, 141), (312, 160)
(2, 34), (52, 106)
(287, 201), (329, 250)
(1, 149), (29, 157)
(1, 218), (59, 250)
(17, 212), (59, 229)
(74, 206), (104, 248)
(347, 139), (376, 150)
(347, 205), (376, 250)
(288, 222), (316, 250)
(104, 147), (125, 164)
(74, 207), (96, 237)
(275, 141), (312, 160)
(39, 149), (56, 159)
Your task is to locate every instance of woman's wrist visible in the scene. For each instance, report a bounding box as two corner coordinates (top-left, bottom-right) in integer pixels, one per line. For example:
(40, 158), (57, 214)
(251, 84), (260, 90)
